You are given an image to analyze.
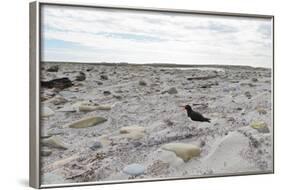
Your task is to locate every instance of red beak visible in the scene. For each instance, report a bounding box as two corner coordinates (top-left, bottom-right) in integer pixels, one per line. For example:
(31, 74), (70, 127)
(179, 105), (186, 111)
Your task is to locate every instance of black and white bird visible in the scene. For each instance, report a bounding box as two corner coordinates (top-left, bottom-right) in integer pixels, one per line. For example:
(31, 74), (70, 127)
(180, 104), (211, 123)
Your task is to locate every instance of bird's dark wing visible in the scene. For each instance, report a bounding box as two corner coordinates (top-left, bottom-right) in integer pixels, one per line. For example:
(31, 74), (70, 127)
(190, 111), (210, 122)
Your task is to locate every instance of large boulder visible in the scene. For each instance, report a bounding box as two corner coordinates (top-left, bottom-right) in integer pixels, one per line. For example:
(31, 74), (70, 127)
(41, 77), (72, 90)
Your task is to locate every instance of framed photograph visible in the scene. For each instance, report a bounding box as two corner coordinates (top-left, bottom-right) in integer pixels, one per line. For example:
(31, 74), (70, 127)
(29, 1), (274, 188)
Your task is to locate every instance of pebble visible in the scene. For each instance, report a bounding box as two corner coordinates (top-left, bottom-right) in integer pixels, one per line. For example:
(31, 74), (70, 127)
(167, 87), (178, 94)
(46, 65), (59, 72)
(100, 75), (108, 80)
(244, 91), (252, 99)
(256, 107), (267, 115)
(103, 91), (111, 96)
(139, 80), (147, 86)
(90, 141), (102, 151)
(75, 71), (86, 81)
(252, 78), (258, 82)
(123, 163), (145, 176)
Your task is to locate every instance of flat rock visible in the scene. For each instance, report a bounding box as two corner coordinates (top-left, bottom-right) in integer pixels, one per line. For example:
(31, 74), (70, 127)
(156, 149), (184, 168)
(161, 143), (201, 161)
(165, 87), (178, 94)
(120, 126), (146, 140)
(41, 77), (72, 90)
(123, 163), (145, 176)
(41, 148), (52, 156)
(256, 107), (267, 115)
(120, 126), (145, 134)
(78, 105), (111, 112)
(41, 136), (68, 150)
(250, 121), (270, 133)
(42, 106), (55, 117)
(67, 116), (107, 128)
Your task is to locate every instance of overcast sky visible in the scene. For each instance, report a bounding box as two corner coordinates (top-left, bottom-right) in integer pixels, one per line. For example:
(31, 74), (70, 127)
(41, 5), (273, 68)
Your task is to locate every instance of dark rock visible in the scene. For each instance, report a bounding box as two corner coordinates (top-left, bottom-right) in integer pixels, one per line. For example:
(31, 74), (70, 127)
(162, 87), (178, 94)
(244, 91), (252, 99)
(164, 119), (174, 126)
(200, 84), (212, 88)
(46, 65), (59, 72)
(75, 72), (86, 81)
(139, 80), (147, 86)
(100, 75), (108, 80)
(200, 140), (206, 147)
(90, 141), (102, 151)
(41, 149), (52, 156)
(96, 81), (103, 85)
(187, 75), (217, 80)
(252, 78), (258, 82)
(41, 77), (72, 90)
(113, 95), (122, 100)
(103, 91), (111, 96)
(132, 141), (142, 147)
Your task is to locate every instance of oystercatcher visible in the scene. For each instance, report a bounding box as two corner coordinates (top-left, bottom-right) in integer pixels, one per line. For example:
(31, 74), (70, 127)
(180, 105), (211, 123)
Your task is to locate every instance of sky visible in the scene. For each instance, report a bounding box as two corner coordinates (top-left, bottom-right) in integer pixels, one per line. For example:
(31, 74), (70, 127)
(41, 5), (273, 68)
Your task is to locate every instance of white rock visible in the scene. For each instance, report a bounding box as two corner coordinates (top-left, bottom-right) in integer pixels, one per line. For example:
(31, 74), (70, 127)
(120, 126), (145, 134)
(123, 163), (145, 176)
(120, 126), (146, 140)
(156, 149), (184, 168)
(42, 106), (55, 117)
(161, 143), (201, 161)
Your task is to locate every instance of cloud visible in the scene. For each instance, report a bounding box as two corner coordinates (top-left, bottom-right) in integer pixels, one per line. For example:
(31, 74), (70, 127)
(41, 5), (273, 68)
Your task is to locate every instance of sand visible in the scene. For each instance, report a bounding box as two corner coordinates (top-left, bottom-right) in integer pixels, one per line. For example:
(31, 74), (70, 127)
(39, 62), (273, 185)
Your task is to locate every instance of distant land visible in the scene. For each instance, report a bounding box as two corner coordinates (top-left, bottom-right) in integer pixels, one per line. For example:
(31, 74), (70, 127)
(41, 61), (271, 70)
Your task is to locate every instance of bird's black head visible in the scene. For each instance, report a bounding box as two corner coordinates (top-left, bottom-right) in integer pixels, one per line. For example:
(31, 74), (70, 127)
(179, 104), (192, 112)
(184, 105), (192, 112)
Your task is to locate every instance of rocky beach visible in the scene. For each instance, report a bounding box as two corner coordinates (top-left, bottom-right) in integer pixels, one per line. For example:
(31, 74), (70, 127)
(40, 62), (273, 185)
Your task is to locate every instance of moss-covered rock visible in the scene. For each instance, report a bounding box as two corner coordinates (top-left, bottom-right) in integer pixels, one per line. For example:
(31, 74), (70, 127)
(41, 136), (68, 150)
(250, 121), (270, 133)
(67, 116), (107, 128)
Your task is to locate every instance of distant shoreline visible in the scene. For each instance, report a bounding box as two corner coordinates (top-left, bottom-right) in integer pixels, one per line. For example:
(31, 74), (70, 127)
(41, 61), (271, 70)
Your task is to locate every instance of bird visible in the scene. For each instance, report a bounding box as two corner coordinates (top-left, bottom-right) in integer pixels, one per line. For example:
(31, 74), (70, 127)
(180, 104), (211, 123)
